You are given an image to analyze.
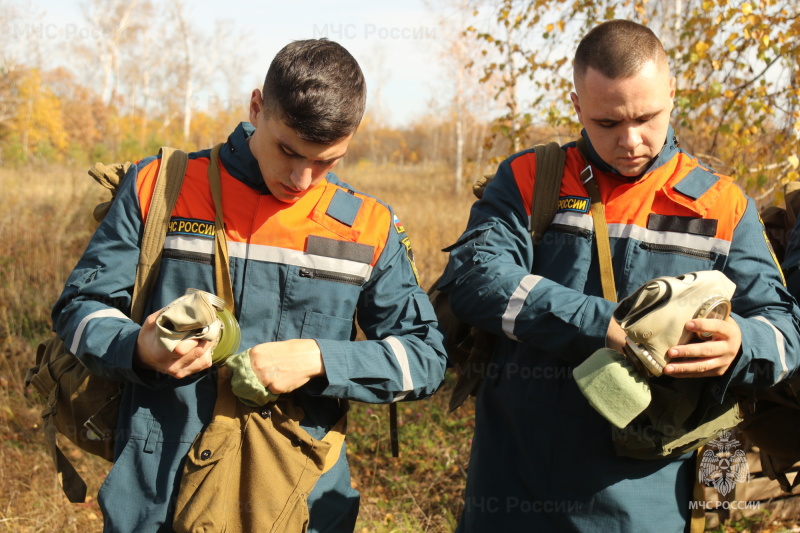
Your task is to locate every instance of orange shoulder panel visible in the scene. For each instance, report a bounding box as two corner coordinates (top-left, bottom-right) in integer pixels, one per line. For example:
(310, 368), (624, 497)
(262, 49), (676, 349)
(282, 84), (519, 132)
(135, 158), (160, 222)
(349, 192), (392, 265)
(309, 183), (392, 265)
(509, 152), (536, 216)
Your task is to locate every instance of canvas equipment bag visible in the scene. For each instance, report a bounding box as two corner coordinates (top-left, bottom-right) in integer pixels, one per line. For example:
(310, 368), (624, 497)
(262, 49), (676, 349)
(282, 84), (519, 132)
(24, 147), (188, 504)
(735, 179), (800, 493)
(428, 142), (566, 412)
(173, 374), (347, 533)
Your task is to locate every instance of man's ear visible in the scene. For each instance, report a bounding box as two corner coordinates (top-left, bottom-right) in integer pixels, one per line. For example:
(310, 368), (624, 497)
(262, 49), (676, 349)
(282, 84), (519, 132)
(249, 89), (263, 126)
(570, 91), (583, 124)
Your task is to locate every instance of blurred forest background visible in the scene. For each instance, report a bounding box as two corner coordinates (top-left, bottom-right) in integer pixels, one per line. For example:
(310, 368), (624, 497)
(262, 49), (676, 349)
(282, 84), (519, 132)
(1, 0), (799, 531)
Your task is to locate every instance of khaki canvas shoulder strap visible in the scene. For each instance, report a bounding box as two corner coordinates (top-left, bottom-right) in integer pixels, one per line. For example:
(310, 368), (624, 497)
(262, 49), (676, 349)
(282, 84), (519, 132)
(207, 144), (234, 312)
(530, 142), (567, 243)
(131, 147), (189, 322)
(575, 138), (617, 303)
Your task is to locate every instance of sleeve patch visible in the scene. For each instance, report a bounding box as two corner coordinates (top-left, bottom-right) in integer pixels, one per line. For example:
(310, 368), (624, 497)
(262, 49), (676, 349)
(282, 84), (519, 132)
(401, 236), (420, 286)
(393, 214), (406, 234)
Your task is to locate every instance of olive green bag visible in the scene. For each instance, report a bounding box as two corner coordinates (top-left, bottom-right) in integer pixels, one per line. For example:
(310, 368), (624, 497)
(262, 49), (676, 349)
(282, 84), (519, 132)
(25, 147), (189, 503)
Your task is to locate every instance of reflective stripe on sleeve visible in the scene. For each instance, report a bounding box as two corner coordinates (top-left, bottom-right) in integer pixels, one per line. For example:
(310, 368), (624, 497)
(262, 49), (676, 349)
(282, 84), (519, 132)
(502, 275), (543, 341)
(386, 336), (413, 402)
(70, 308), (130, 354)
(753, 316), (788, 381)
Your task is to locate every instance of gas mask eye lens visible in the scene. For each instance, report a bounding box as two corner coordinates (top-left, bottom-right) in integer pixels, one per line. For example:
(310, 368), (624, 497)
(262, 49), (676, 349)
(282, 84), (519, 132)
(694, 297), (731, 340)
(705, 301), (730, 321)
(695, 297), (731, 321)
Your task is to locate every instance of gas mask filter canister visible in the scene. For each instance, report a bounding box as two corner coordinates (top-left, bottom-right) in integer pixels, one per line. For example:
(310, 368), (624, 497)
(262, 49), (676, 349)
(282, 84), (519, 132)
(573, 271), (736, 428)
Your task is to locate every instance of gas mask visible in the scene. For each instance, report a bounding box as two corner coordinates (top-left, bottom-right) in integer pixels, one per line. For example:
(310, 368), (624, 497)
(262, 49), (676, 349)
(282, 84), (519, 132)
(156, 288), (241, 364)
(573, 271), (736, 429)
(156, 290), (277, 405)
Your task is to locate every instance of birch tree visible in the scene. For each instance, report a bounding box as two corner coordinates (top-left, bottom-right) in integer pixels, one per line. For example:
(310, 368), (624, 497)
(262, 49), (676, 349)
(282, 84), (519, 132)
(468, 0), (800, 197)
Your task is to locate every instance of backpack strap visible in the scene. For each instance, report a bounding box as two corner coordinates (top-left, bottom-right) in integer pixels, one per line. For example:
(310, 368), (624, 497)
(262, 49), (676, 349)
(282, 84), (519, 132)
(131, 147), (189, 323)
(530, 142), (567, 243)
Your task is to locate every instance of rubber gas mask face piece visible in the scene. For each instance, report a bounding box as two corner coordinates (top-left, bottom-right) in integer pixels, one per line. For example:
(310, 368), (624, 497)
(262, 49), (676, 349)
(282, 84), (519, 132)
(573, 271), (736, 428)
(156, 289), (241, 364)
(615, 271), (735, 377)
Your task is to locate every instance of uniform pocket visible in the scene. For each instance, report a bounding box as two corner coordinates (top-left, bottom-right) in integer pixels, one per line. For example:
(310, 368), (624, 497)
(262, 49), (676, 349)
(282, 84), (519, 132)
(301, 310), (354, 340)
(173, 420), (241, 533)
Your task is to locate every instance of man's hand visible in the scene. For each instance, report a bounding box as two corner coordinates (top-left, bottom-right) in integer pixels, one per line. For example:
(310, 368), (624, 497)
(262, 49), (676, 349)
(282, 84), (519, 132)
(248, 339), (326, 394)
(606, 317), (626, 353)
(662, 316), (742, 378)
(135, 309), (215, 378)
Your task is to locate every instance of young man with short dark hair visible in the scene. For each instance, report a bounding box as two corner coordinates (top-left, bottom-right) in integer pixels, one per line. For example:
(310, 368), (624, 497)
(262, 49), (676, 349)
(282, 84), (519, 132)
(53, 38), (447, 532)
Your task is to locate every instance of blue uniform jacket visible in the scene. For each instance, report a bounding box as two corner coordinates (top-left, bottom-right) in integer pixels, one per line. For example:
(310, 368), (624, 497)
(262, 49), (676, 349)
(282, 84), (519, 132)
(52, 123), (447, 532)
(439, 128), (800, 532)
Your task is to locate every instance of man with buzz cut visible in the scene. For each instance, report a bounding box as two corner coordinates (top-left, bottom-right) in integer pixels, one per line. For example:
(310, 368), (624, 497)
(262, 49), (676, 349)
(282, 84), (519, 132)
(52, 38), (447, 532)
(438, 19), (800, 532)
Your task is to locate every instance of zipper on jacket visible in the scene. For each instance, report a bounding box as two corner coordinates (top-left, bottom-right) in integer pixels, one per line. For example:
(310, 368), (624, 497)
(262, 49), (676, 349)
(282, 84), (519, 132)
(639, 242), (716, 261)
(162, 249), (214, 265)
(549, 223), (592, 239)
(299, 268), (365, 286)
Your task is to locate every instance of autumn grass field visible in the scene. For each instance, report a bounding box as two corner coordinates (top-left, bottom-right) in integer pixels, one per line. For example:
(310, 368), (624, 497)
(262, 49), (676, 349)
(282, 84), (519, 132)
(0, 162), (797, 532)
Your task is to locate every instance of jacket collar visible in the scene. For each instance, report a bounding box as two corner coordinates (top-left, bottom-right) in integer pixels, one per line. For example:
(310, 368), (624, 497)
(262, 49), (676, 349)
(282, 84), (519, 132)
(219, 122), (270, 194)
(581, 125), (680, 180)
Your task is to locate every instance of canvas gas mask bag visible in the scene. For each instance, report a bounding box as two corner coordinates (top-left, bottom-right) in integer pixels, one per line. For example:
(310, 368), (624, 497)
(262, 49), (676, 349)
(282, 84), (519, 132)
(574, 271), (742, 459)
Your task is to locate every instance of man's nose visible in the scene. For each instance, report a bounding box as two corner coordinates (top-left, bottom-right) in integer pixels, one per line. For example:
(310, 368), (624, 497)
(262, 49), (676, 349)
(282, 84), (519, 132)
(619, 126), (642, 150)
(289, 164), (314, 190)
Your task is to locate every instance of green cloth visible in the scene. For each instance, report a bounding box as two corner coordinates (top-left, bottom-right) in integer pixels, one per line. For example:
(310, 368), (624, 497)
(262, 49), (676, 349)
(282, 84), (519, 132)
(574, 348), (652, 429)
(226, 349), (279, 407)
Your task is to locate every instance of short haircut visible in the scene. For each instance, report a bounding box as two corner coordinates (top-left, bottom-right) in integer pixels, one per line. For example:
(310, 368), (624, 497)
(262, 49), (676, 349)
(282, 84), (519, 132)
(574, 20), (668, 84)
(262, 39), (367, 144)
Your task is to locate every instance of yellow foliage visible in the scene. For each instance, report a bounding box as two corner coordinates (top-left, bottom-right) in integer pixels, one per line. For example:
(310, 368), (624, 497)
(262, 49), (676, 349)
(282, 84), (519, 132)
(9, 69), (69, 157)
(695, 41), (711, 55)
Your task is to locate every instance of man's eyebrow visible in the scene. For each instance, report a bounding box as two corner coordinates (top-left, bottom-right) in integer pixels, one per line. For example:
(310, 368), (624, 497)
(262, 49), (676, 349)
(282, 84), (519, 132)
(592, 110), (661, 123)
(280, 140), (346, 163)
(279, 141), (300, 155)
